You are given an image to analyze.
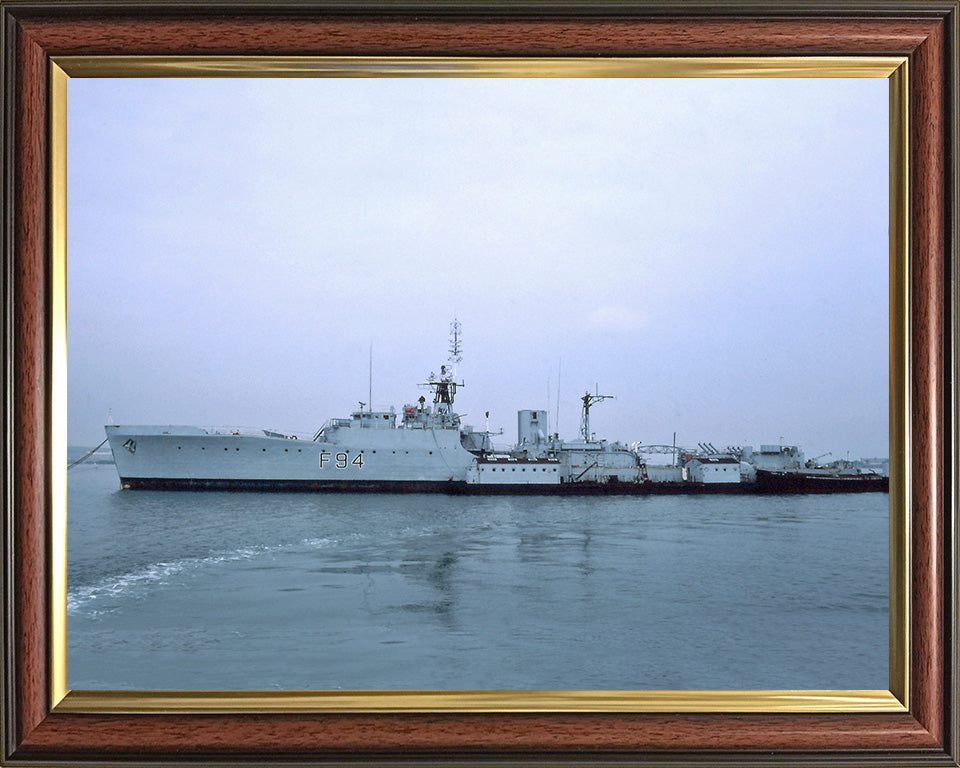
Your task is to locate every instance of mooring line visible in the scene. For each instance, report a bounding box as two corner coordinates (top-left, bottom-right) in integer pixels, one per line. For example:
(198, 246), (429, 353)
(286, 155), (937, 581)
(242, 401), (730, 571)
(68, 437), (109, 469)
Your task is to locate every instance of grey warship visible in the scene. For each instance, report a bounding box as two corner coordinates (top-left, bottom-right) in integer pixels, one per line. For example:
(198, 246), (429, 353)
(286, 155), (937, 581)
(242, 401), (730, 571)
(105, 321), (888, 495)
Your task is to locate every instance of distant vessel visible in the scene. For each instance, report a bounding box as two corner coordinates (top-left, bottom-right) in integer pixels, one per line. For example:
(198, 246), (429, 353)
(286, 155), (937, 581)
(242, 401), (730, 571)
(754, 467), (889, 493)
(104, 321), (888, 495)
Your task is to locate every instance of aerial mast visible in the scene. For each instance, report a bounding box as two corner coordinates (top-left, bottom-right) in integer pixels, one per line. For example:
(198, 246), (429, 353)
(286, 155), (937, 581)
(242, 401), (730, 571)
(423, 319), (465, 414)
(556, 359), (561, 437)
(448, 318), (462, 381)
(580, 385), (614, 442)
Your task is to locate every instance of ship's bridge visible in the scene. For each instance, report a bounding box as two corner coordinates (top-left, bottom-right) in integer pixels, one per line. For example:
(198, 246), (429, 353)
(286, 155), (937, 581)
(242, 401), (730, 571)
(400, 401), (461, 430)
(349, 408), (397, 429)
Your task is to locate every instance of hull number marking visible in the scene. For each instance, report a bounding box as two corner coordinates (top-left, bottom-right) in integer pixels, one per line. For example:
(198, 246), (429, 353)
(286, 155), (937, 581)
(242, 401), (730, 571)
(319, 451), (364, 469)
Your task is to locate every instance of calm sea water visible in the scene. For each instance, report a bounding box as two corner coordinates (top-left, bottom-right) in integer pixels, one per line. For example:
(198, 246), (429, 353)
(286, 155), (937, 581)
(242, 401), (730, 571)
(67, 458), (889, 690)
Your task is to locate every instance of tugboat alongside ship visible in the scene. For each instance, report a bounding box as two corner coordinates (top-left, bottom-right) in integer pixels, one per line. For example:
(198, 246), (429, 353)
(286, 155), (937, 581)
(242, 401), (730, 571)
(102, 321), (889, 495)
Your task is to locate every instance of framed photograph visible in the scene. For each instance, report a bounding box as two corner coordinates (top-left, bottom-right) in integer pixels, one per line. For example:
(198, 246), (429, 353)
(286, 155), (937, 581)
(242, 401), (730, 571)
(2, 2), (956, 765)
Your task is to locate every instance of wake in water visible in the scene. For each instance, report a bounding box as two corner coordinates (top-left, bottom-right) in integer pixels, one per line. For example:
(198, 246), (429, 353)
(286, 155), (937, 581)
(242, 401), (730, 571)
(68, 537), (334, 617)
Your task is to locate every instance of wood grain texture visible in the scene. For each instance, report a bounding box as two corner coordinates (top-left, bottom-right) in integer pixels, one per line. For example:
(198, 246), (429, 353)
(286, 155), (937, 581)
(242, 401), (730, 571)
(13, 21), (48, 748)
(14, 712), (942, 756)
(908, 15), (946, 746)
(3, 5), (955, 763)
(16, 16), (941, 57)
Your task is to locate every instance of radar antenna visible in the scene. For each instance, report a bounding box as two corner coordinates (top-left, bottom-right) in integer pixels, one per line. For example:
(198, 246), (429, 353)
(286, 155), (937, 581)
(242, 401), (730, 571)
(580, 385), (614, 442)
(421, 320), (465, 415)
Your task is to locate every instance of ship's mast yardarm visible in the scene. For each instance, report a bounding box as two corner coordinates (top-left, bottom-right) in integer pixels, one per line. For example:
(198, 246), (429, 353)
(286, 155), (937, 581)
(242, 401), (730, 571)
(580, 386), (614, 442)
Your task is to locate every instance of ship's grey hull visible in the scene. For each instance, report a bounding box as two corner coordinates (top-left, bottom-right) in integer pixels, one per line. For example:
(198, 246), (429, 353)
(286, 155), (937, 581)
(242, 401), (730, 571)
(105, 427), (887, 495)
(105, 425), (477, 487)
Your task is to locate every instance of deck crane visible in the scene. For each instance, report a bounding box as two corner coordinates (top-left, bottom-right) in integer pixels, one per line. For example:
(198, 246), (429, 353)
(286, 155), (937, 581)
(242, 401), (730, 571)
(806, 451), (832, 467)
(580, 386), (614, 442)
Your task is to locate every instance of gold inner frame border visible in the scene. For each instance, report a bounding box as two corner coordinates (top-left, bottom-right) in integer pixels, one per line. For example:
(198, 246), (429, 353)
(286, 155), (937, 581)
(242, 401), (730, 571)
(48, 55), (909, 715)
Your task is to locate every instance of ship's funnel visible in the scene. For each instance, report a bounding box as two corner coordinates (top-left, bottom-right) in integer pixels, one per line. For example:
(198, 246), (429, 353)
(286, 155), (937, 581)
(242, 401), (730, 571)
(517, 410), (549, 446)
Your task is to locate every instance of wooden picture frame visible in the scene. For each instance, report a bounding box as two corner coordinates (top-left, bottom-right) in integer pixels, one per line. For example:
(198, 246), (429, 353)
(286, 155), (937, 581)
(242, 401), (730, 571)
(2, 2), (957, 765)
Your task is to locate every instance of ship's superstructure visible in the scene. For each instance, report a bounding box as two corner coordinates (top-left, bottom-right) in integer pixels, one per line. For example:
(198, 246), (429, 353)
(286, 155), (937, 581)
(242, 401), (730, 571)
(104, 322), (888, 494)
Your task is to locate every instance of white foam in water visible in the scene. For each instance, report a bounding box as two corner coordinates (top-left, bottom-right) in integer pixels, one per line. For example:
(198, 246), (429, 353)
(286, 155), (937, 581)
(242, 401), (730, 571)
(67, 560), (187, 615)
(68, 536), (336, 617)
(300, 537), (334, 549)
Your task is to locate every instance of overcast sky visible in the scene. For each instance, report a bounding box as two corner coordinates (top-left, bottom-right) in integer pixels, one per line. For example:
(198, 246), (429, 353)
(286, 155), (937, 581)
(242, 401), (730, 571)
(67, 77), (889, 459)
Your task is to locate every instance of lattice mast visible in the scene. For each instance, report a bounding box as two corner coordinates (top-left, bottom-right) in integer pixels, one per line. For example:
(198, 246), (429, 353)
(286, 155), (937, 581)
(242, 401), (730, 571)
(424, 318), (465, 411)
(448, 318), (462, 381)
(580, 385), (614, 442)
